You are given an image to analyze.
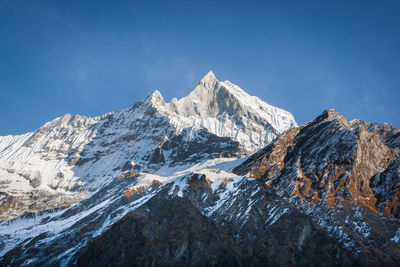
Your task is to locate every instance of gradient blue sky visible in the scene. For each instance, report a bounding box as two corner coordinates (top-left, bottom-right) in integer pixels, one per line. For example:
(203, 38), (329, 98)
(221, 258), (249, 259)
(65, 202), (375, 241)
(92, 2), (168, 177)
(1, 0), (399, 135)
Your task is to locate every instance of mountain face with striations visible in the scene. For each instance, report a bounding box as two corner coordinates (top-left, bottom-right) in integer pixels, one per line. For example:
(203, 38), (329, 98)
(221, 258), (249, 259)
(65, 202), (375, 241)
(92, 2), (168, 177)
(1, 72), (400, 266)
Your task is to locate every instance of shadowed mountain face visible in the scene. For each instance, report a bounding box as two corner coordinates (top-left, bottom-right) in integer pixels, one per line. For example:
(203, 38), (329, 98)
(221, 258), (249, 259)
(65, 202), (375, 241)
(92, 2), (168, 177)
(71, 185), (355, 267)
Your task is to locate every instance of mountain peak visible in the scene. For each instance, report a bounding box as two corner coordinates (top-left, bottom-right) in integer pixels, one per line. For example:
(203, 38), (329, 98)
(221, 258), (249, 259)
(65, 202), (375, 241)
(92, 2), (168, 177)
(314, 109), (349, 128)
(144, 90), (165, 107)
(201, 70), (217, 81)
(165, 71), (297, 146)
(137, 71), (296, 153)
(198, 70), (218, 89)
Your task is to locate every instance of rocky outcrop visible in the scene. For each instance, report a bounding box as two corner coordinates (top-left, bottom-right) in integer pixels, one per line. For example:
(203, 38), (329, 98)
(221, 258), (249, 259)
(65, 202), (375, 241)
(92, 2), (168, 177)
(371, 157), (400, 218)
(234, 109), (400, 215)
(30, 172), (42, 188)
(72, 192), (243, 267)
(229, 109), (400, 265)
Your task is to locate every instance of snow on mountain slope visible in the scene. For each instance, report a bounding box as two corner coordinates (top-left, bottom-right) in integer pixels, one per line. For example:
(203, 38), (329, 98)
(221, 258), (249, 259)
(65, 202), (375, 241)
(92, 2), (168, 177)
(0, 157), (245, 263)
(0, 71), (296, 220)
(165, 71), (296, 152)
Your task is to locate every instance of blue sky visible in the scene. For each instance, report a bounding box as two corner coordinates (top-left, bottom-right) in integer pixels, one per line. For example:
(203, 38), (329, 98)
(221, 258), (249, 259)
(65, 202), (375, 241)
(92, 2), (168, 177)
(1, 0), (399, 134)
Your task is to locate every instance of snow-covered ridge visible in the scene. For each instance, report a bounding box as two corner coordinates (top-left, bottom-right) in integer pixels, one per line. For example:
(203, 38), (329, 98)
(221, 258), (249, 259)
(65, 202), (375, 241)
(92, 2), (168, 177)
(0, 71), (296, 220)
(149, 70), (297, 152)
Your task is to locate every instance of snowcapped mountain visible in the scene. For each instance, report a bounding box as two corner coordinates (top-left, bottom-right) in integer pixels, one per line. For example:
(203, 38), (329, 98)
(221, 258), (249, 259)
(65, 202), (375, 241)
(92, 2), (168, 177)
(1, 108), (399, 266)
(1, 71), (399, 266)
(0, 71), (296, 220)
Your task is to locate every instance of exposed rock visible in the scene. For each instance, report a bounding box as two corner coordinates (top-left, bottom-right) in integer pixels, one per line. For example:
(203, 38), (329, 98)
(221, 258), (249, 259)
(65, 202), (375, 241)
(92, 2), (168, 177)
(121, 160), (134, 171)
(0, 196), (17, 217)
(1, 152), (400, 266)
(234, 109), (400, 215)
(72, 192), (242, 267)
(47, 172), (65, 190)
(150, 146), (165, 164)
(30, 172), (42, 188)
(6, 169), (15, 174)
(116, 170), (140, 181)
(371, 157), (400, 218)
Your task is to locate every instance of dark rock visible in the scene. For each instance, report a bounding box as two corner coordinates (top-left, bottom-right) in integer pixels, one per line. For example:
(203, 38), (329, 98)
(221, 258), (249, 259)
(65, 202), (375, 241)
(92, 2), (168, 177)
(72, 193), (243, 267)
(150, 147), (165, 164)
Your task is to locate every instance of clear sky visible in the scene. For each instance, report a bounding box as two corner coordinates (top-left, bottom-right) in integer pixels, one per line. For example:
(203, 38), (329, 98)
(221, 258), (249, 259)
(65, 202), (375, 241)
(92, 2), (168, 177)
(1, 0), (399, 135)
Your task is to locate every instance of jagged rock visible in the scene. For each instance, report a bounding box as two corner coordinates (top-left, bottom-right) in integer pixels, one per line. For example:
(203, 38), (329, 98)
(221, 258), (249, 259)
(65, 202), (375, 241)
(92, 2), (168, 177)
(6, 169), (15, 174)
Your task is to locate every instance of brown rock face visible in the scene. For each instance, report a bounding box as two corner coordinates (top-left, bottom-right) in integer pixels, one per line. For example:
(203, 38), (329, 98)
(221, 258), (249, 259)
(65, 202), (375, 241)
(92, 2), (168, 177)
(117, 170), (140, 180)
(234, 109), (400, 217)
(234, 127), (296, 176)
(248, 127), (299, 179)
(230, 110), (400, 265)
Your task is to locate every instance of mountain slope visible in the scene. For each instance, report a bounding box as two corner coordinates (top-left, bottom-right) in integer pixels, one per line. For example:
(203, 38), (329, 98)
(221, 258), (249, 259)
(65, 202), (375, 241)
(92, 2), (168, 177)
(234, 109), (400, 215)
(233, 109), (400, 263)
